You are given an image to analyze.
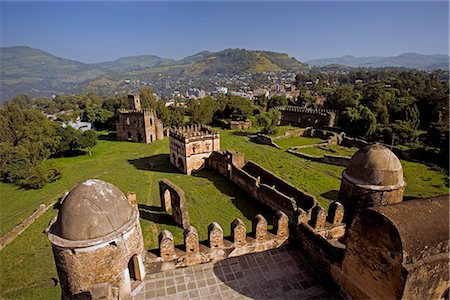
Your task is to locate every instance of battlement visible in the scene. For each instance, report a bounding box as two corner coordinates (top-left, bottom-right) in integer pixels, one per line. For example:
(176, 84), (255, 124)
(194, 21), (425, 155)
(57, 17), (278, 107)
(117, 109), (157, 115)
(169, 125), (219, 141)
(297, 201), (346, 240)
(145, 211), (289, 272)
(276, 106), (338, 116)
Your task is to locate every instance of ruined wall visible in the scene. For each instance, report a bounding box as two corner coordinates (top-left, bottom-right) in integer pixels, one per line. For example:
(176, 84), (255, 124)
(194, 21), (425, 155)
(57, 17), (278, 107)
(0, 204), (48, 251)
(243, 161), (317, 211)
(229, 119), (252, 130)
(50, 218), (144, 299)
(287, 150), (351, 167)
(279, 107), (338, 128)
(159, 179), (190, 229)
(254, 134), (281, 149)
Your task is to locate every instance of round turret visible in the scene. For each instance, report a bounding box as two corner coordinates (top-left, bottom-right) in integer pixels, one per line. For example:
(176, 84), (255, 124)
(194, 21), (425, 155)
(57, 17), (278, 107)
(339, 144), (405, 223)
(56, 179), (133, 241)
(48, 180), (145, 299)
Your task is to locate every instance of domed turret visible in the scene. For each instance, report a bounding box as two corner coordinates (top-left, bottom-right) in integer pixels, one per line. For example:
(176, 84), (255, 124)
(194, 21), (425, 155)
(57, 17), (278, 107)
(48, 179), (145, 299)
(56, 179), (133, 241)
(339, 144), (405, 223)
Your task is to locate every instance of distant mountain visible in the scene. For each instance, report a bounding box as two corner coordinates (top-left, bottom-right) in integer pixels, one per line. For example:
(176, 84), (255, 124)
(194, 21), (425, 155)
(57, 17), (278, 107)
(0, 46), (105, 100)
(124, 48), (307, 78)
(306, 53), (449, 71)
(93, 55), (175, 72)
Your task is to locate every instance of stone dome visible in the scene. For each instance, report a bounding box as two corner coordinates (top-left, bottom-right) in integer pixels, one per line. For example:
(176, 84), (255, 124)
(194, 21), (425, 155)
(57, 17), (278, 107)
(55, 179), (134, 241)
(343, 144), (404, 187)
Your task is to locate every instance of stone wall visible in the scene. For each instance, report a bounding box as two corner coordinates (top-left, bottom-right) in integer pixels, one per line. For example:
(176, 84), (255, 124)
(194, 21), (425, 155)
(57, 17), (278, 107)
(145, 212), (290, 272)
(287, 150), (351, 167)
(254, 134), (281, 149)
(159, 179), (190, 229)
(278, 107), (338, 128)
(116, 110), (164, 143)
(229, 119), (252, 130)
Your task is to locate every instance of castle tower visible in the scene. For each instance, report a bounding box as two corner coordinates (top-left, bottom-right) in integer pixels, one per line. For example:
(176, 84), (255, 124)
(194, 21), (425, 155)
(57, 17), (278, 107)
(338, 144), (405, 224)
(47, 180), (145, 299)
(128, 93), (141, 111)
(169, 125), (220, 175)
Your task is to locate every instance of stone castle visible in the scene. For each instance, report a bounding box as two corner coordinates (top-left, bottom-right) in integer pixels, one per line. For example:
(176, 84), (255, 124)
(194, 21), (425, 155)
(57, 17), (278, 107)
(48, 134), (449, 299)
(278, 106), (338, 128)
(116, 94), (164, 143)
(169, 125), (220, 175)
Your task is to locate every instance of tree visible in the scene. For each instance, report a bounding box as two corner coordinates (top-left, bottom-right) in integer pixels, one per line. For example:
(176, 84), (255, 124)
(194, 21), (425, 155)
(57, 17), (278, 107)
(190, 97), (218, 124)
(78, 130), (98, 156)
(340, 105), (377, 139)
(267, 95), (288, 110)
(257, 109), (280, 134)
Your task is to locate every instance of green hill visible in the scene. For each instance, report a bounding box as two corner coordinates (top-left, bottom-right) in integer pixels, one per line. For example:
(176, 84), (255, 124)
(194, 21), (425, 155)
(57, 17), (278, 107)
(93, 55), (175, 72)
(0, 46), (306, 102)
(123, 48), (307, 78)
(0, 46), (105, 101)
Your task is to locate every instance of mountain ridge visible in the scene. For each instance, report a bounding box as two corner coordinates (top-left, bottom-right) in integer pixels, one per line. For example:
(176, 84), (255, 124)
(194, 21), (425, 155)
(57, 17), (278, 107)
(306, 52), (449, 71)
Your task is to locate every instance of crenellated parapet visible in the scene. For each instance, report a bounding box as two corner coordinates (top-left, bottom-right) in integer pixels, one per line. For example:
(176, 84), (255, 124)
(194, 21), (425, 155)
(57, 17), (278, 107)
(276, 106), (338, 116)
(297, 201), (346, 240)
(169, 125), (220, 143)
(145, 211), (290, 272)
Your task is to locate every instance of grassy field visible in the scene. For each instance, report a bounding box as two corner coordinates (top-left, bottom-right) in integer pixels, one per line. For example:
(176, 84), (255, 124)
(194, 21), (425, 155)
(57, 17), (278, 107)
(276, 136), (325, 149)
(0, 126), (448, 299)
(297, 145), (359, 157)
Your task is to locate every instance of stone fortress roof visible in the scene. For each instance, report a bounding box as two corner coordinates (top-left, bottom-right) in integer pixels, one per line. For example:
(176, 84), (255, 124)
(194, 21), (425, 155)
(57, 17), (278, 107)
(343, 144), (405, 188)
(55, 179), (133, 241)
(370, 195), (449, 261)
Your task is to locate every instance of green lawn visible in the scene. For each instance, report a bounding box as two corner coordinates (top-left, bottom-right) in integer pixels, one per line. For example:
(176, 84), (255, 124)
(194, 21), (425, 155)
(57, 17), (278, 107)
(275, 136), (325, 149)
(0, 127), (448, 299)
(297, 145), (359, 157)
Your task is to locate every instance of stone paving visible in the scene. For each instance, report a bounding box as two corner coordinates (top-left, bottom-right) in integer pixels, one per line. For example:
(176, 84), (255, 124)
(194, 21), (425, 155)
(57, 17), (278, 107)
(133, 246), (346, 299)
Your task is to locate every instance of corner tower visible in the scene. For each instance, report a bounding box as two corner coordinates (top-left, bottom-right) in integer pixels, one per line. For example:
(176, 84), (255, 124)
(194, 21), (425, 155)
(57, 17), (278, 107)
(338, 144), (405, 223)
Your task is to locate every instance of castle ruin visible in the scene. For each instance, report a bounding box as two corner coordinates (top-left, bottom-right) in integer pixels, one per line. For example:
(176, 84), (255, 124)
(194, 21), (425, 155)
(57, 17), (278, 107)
(169, 125), (220, 175)
(48, 144), (449, 299)
(278, 106), (338, 128)
(116, 94), (164, 143)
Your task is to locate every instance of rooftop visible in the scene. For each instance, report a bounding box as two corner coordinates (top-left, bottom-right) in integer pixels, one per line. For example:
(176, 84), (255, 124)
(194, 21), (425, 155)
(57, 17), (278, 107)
(132, 246), (347, 300)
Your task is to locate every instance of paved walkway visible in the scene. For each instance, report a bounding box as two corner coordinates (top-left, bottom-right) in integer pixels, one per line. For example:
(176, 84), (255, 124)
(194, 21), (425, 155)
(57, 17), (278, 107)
(133, 246), (346, 299)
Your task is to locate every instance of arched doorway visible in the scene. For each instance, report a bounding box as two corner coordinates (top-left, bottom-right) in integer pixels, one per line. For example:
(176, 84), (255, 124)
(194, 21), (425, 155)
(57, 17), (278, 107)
(127, 132), (133, 141)
(163, 189), (171, 211)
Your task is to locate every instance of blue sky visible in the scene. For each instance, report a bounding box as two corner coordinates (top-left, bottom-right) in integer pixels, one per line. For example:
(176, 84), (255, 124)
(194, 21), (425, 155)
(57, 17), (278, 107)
(1, 1), (448, 63)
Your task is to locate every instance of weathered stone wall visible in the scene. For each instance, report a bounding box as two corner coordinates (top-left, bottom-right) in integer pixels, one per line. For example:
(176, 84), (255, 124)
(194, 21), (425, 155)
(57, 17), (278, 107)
(169, 126), (220, 175)
(254, 134), (281, 149)
(146, 212), (290, 272)
(50, 217), (144, 299)
(159, 179), (190, 229)
(0, 204), (48, 251)
(243, 161), (317, 211)
(339, 197), (449, 300)
(229, 119), (252, 130)
(116, 111), (163, 143)
(278, 107), (338, 128)
(287, 150), (351, 167)
(230, 165), (258, 199)
(339, 176), (404, 223)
